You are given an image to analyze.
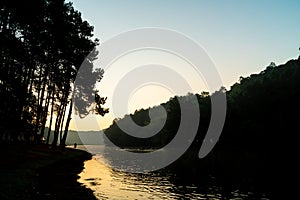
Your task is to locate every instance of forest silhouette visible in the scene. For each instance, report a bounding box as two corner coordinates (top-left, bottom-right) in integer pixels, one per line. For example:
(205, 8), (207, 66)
(104, 56), (300, 196)
(0, 1), (108, 199)
(1, 0), (299, 199)
(0, 0), (108, 147)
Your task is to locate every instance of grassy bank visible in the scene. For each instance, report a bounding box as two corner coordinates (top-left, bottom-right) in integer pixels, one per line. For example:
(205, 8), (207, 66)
(0, 144), (96, 200)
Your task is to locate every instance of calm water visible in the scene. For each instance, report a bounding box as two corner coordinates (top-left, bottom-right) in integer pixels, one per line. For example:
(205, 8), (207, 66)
(76, 145), (269, 200)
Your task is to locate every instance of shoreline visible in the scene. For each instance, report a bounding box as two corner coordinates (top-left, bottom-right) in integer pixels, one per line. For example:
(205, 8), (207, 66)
(0, 144), (96, 200)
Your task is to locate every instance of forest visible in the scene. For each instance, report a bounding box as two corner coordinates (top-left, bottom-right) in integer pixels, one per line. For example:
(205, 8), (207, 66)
(1, 0), (299, 198)
(0, 1), (108, 198)
(0, 0), (107, 147)
(105, 57), (300, 150)
(104, 56), (300, 194)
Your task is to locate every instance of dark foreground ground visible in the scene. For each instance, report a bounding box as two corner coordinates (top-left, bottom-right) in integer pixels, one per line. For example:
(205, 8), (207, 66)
(0, 144), (96, 200)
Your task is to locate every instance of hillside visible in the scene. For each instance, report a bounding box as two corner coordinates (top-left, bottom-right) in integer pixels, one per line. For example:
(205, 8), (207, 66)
(105, 57), (300, 149)
(103, 56), (300, 196)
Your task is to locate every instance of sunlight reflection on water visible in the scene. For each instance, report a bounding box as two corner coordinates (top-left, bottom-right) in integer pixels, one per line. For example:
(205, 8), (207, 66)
(77, 145), (269, 200)
(78, 157), (213, 200)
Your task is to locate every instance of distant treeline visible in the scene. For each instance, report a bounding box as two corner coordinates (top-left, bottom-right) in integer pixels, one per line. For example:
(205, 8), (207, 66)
(104, 92), (212, 149)
(105, 58), (300, 149)
(0, 0), (107, 146)
(104, 57), (300, 193)
(43, 128), (105, 146)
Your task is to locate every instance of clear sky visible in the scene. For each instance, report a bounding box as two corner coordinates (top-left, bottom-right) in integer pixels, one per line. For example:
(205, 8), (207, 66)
(69, 0), (300, 131)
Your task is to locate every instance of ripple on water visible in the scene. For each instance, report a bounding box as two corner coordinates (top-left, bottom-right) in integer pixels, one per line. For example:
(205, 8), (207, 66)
(77, 147), (270, 200)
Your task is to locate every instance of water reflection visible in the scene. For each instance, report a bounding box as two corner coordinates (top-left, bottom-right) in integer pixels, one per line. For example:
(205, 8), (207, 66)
(79, 158), (208, 199)
(77, 145), (269, 200)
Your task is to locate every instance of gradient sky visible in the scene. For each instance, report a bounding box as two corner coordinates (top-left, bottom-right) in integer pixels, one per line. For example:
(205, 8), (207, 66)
(69, 0), (300, 131)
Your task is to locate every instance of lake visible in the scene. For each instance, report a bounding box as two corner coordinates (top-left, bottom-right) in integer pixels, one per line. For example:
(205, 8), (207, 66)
(76, 145), (270, 200)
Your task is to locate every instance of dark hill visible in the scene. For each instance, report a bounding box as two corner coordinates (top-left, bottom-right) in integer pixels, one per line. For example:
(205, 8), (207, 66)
(103, 56), (300, 198)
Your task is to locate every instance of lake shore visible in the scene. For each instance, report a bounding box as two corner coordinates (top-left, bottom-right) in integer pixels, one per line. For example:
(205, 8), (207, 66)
(0, 144), (96, 200)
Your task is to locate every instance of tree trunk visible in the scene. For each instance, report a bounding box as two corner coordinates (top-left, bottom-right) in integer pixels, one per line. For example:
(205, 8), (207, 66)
(61, 99), (73, 147)
(59, 102), (67, 143)
(46, 88), (55, 144)
(35, 74), (46, 142)
(40, 86), (51, 141)
(52, 91), (67, 147)
(52, 102), (63, 147)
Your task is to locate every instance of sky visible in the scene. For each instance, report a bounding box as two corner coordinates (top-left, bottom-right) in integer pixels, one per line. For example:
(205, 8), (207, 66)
(69, 0), (300, 131)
